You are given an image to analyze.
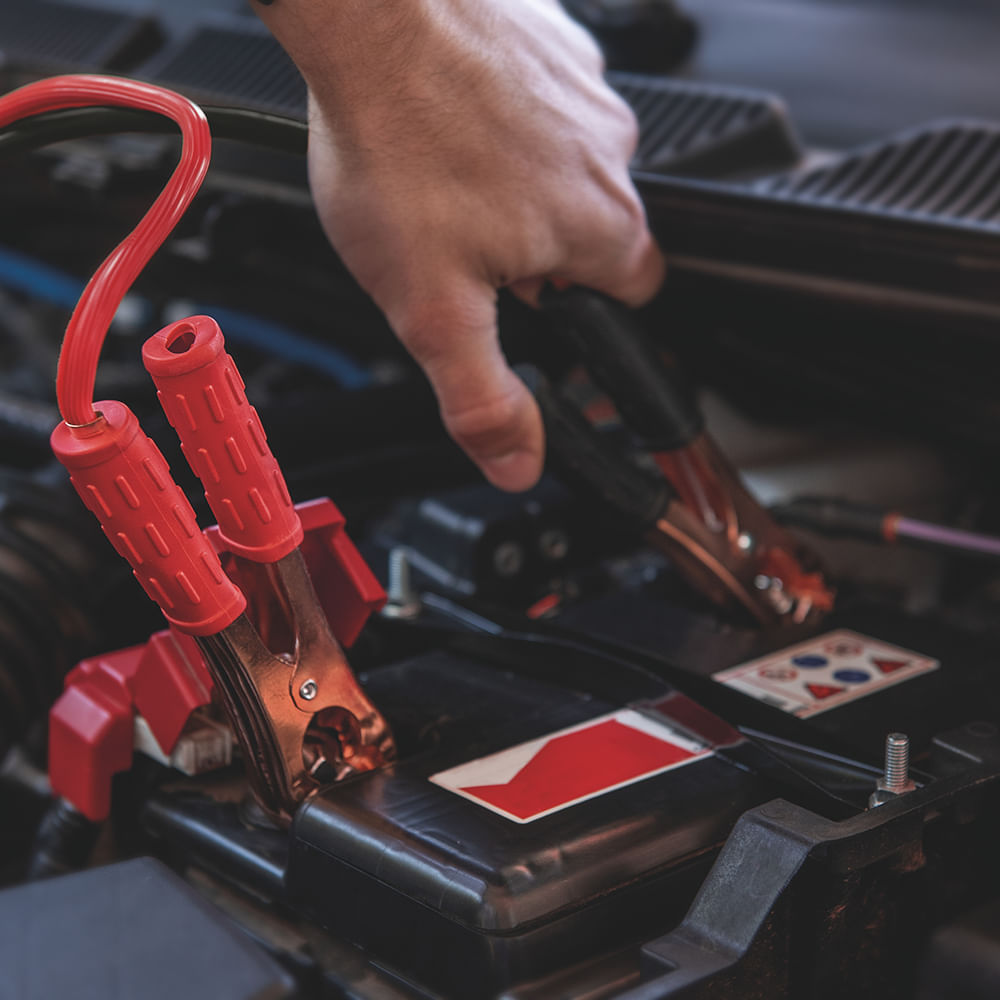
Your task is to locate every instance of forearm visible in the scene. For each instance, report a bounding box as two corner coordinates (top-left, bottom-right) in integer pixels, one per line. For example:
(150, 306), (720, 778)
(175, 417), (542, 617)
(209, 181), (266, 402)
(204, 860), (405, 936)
(254, 0), (426, 106)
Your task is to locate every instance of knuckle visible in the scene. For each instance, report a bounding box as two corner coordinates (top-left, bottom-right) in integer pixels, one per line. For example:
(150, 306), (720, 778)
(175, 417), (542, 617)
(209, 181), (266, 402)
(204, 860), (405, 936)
(621, 188), (646, 228)
(443, 386), (525, 454)
(399, 310), (446, 363)
(598, 180), (646, 237)
(397, 296), (472, 364)
(606, 94), (640, 153)
(622, 111), (641, 156)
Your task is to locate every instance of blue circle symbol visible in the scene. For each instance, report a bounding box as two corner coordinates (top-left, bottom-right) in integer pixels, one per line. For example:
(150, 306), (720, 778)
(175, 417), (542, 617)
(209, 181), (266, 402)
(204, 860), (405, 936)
(792, 655), (828, 669)
(833, 669), (871, 684)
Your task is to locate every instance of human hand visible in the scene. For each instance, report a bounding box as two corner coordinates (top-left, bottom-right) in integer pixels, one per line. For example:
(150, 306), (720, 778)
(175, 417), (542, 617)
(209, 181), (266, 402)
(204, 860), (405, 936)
(258, 0), (665, 490)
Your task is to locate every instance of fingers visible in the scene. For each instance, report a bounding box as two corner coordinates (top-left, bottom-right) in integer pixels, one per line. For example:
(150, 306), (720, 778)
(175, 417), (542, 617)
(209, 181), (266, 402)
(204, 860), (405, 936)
(506, 198), (666, 312)
(396, 281), (545, 492)
(588, 222), (667, 308)
(561, 89), (667, 306)
(506, 276), (546, 306)
(508, 99), (665, 311)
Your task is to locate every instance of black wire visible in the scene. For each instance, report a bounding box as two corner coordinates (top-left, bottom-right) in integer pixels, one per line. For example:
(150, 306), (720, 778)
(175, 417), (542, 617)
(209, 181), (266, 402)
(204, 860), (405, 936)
(0, 105), (308, 160)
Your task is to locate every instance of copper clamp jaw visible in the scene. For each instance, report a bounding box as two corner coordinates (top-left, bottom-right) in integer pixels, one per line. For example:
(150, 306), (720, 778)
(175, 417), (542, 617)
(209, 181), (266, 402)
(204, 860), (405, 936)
(534, 285), (835, 628)
(653, 435), (834, 626)
(198, 548), (395, 822)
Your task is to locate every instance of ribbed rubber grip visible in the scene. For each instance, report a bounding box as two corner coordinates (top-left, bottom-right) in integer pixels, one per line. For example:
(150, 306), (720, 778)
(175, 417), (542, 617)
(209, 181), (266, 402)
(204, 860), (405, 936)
(143, 316), (303, 563)
(51, 400), (246, 636)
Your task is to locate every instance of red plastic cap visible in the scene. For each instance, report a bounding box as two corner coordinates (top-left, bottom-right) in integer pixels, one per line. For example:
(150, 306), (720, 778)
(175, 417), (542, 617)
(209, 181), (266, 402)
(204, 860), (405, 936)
(51, 400), (246, 635)
(50, 680), (133, 822)
(143, 316), (303, 563)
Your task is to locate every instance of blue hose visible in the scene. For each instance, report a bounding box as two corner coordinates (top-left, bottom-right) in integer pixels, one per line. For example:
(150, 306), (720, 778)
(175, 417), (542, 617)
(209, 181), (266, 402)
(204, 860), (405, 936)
(0, 245), (372, 389)
(0, 245), (85, 311)
(190, 303), (373, 389)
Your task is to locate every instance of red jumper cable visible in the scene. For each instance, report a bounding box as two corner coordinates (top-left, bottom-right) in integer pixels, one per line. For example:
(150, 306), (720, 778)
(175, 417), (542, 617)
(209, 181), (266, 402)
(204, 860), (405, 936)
(0, 76), (394, 821)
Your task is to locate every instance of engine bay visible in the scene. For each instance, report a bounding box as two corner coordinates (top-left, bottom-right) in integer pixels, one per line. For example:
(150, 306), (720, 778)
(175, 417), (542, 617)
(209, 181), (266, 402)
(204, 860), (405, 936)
(3, 3), (1000, 998)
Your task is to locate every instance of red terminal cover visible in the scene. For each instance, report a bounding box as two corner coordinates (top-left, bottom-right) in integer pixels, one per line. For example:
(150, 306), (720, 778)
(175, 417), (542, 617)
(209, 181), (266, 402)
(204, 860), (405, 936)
(49, 645), (142, 821)
(49, 498), (386, 821)
(143, 316), (304, 564)
(51, 400), (246, 636)
(49, 633), (213, 822)
(205, 497), (387, 648)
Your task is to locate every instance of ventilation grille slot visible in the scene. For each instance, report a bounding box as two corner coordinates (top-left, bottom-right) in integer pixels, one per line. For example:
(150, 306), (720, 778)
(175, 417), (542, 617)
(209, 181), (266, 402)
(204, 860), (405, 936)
(142, 38), (799, 178)
(143, 19), (306, 120)
(609, 72), (801, 178)
(760, 122), (1000, 230)
(0, 0), (160, 77)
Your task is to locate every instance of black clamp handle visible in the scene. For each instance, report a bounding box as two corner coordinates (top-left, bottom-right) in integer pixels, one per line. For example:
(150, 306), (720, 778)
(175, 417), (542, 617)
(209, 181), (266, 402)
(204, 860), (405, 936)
(540, 285), (703, 452)
(517, 364), (669, 529)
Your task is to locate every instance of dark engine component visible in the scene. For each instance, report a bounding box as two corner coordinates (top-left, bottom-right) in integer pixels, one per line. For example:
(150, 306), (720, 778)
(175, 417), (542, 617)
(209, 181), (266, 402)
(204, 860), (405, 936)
(562, 0), (698, 73)
(4, 4), (1000, 1000)
(611, 71), (802, 178)
(285, 652), (766, 997)
(374, 479), (597, 603)
(0, 468), (146, 759)
(0, 857), (295, 999)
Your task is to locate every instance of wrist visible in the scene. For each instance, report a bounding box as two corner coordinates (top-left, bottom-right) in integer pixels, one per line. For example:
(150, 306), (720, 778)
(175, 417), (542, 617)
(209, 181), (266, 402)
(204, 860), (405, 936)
(256, 0), (428, 104)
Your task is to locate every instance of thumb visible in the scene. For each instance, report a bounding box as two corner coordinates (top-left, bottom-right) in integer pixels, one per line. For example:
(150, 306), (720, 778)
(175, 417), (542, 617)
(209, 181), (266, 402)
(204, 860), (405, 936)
(395, 281), (545, 492)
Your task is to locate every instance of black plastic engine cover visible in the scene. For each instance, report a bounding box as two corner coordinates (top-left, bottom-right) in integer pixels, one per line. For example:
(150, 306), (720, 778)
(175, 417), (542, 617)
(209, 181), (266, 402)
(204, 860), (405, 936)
(555, 589), (1000, 763)
(0, 857), (295, 1000)
(285, 650), (770, 997)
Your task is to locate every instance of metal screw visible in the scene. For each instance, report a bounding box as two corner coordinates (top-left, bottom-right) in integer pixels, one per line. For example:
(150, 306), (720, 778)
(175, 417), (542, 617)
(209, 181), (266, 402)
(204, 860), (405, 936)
(737, 532), (755, 553)
(299, 679), (318, 701)
(869, 732), (917, 808)
(884, 733), (910, 790)
(753, 573), (792, 614)
(381, 546), (421, 619)
(493, 541), (525, 579)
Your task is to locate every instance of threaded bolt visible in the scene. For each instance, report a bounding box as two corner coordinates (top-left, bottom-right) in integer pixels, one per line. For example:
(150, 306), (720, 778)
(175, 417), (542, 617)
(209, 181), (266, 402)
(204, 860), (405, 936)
(381, 546), (421, 619)
(869, 731), (917, 808)
(388, 547), (410, 600)
(883, 733), (910, 791)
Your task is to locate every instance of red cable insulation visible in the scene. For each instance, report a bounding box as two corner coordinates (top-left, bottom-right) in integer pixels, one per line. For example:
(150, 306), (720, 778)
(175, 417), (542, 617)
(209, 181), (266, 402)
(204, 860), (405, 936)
(0, 75), (211, 427)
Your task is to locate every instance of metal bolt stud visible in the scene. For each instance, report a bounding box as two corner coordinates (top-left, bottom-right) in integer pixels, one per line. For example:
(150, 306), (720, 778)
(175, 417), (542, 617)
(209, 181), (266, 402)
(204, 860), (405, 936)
(539, 528), (570, 562)
(883, 733), (910, 790)
(299, 679), (318, 701)
(869, 732), (917, 808)
(381, 546), (421, 619)
(493, 541), (524, 579)
(753, 573), (793, 615)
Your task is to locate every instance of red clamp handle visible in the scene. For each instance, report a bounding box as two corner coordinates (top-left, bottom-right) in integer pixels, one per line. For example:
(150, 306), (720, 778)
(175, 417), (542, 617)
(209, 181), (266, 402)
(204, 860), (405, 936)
(143, 316), (304, 563)
(51, 401), (246, 636)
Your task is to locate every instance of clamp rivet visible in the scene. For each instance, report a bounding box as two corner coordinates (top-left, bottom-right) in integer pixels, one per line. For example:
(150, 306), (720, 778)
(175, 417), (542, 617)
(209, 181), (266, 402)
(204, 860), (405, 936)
(299, 679), (318, 701)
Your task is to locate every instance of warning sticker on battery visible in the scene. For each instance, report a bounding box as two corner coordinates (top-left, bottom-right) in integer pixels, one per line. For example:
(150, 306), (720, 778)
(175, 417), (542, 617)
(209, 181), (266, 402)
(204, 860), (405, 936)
(713, 629), (939, 718)
(429, 709), (711, 823)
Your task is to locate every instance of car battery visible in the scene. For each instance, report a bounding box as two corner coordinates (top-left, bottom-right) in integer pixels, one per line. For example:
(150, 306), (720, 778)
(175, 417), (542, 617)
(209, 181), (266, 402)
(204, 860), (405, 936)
(284, 645), (774, 998)
(555, 588), (1000, 764)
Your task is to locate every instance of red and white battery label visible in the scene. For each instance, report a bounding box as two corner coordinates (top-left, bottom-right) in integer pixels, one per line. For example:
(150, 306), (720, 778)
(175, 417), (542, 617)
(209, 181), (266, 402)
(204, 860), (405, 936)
(429, 709), (711, 824)
(713, 629), (939, 718)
